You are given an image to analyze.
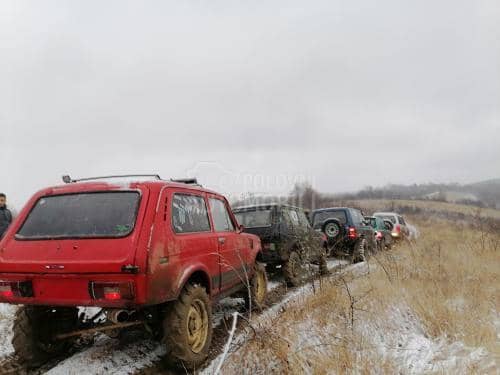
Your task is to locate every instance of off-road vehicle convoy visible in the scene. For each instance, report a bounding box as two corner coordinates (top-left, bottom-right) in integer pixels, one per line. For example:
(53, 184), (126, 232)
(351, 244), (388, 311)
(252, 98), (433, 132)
(233, 204), (328, 286)
(0, 175), (268, 370)
(310, 207), (377, 262)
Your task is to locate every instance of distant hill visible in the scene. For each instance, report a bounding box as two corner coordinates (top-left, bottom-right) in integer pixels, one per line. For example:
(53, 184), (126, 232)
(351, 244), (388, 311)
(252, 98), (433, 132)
(335, 179), (500, 209)
(232, 179), (500, 211)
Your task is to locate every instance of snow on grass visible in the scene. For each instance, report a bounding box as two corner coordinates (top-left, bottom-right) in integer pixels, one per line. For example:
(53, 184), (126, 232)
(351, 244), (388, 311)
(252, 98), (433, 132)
(360, 304), (496, 374)
(0, 303), (16, 358)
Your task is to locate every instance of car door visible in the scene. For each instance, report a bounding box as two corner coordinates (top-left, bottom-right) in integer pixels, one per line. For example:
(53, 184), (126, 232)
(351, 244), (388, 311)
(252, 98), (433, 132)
(168, 191), (220, 297)
(208, 196), (245, 292)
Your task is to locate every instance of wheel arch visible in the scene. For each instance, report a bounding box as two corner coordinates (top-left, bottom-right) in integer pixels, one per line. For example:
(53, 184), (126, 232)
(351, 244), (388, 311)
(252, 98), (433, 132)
(175, 266), (212, 299)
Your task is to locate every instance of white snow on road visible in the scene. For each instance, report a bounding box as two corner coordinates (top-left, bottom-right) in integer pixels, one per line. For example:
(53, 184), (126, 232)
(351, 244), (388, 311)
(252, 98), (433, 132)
(45, 335), (166, 375)
(0, 304), (16, 358)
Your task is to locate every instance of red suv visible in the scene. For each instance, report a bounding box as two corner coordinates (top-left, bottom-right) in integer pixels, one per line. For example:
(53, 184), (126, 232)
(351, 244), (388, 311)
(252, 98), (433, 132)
(0, 175), (267, 370)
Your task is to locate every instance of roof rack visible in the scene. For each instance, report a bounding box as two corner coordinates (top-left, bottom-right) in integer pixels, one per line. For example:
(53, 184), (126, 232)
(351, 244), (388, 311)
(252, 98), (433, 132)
(62, 175), (201, 186)
(62, 174), (161, 184)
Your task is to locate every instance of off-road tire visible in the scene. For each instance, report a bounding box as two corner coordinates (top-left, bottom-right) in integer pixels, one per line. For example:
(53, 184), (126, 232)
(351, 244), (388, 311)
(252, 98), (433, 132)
(284, 250), (307, 287)
(163, 283), (213, 370)
(322, 220), (343, 240)
(352, 238), (367, 263)
(244, 262), (268, 311)
(12, 306), (78, 368)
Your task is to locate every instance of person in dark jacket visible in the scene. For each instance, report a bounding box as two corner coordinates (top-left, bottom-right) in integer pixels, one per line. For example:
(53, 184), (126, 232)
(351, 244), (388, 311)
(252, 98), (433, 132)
(0, 193), (12, 239)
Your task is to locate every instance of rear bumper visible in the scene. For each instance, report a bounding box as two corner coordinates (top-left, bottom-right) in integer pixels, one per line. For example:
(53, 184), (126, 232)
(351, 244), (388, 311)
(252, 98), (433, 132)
(0, 273), (147, 308)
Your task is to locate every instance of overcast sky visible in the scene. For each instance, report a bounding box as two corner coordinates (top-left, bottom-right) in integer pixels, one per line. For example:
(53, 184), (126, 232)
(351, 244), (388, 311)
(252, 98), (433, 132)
(1, 1), (499, 209)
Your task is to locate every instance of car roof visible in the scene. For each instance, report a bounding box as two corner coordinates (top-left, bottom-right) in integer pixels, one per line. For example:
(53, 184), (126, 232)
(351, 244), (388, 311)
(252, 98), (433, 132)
(312, 207), (353, 213)
(38, 179), (220, 197)
(233, 203), (302, 211)
(373, 212), (399, 216)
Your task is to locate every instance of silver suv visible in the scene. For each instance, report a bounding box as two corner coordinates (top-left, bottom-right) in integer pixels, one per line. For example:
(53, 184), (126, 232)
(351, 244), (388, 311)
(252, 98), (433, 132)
(373, 212), (409, 240)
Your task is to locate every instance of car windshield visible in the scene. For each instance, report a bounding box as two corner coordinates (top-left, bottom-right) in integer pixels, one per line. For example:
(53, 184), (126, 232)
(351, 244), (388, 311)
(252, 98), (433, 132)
(234, 209), (272, 228)
(16, 192), (140, 239)
(312, 210), (347, 229)
(376, 215), (396, 224)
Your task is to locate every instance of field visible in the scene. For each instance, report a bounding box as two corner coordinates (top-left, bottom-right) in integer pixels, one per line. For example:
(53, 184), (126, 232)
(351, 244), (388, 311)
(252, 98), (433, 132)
(209, 215), (499, 374)
(203, 201), (500, 374)
(0, 200), (498, 374)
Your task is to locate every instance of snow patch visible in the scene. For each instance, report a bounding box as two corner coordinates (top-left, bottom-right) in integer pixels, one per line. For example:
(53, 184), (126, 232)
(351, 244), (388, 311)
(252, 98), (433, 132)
(0, 304), (17, 358)
(362, 304), (496, 374)
(45, 335), (166, 375)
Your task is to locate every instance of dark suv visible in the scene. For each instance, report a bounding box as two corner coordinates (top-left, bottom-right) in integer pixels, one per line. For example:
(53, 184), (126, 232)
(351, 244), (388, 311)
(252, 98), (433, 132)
(233, 204), (328, 286)
(310, 207), (376, 262)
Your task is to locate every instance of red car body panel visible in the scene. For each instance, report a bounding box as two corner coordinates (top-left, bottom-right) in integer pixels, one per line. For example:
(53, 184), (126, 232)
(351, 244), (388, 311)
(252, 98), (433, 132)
(0, 180), (261, 308)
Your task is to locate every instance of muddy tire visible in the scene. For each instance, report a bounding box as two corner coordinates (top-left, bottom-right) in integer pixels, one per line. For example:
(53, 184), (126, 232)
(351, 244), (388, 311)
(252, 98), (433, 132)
(12, 306), (78, 368)
(244, 262), (268, 311)
(163, 283), (213, 370)
(352, 238), (367, 263)
(284, 250), (307, 287)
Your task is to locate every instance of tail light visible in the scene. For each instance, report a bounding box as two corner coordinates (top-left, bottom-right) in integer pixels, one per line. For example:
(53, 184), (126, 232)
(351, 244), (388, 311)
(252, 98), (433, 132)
(0, 283), (14, 298)
(0, 281), (34, 299)
(348, 227), (357, 239)
(376, 231), (383, 240)
(395, 224), (401, 233)
(90, 282), (134, 301)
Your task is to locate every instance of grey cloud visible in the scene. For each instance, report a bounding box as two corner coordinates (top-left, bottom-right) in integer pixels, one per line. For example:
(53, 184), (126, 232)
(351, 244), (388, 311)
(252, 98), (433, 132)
(1, 0), (499, 209)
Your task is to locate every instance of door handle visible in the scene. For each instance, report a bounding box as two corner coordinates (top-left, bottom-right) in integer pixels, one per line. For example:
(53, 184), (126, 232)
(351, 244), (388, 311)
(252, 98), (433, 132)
(218, 237), (226, 244)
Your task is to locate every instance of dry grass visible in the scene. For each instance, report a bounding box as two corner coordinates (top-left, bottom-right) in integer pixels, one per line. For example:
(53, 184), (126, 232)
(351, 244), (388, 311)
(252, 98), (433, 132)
(216, 216), (499, 374)
(390, 220), (499, 351)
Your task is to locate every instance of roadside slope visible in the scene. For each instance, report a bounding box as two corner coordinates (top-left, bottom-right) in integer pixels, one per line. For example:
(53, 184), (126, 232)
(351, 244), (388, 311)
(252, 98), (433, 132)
(209, 219), (499, 374)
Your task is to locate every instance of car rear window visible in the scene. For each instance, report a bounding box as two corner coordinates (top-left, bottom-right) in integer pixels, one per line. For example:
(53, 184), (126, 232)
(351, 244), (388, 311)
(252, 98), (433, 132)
(376, 215), (397, 224)
(350, 209), (364, 225)
(234, 209), (272, 228)
(312, 210), (347, 229)
(16, 192), (140, 239)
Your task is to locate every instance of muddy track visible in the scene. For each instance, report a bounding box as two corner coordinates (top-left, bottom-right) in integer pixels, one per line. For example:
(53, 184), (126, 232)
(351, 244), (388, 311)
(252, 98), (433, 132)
(136, 261), (354, 375)
(0, 338), (96, 375)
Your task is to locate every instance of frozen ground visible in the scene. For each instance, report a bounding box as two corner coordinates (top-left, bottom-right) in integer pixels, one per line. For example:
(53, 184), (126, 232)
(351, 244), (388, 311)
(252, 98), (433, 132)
(364, 304), (497, 374)
(0, 304), (16, 358)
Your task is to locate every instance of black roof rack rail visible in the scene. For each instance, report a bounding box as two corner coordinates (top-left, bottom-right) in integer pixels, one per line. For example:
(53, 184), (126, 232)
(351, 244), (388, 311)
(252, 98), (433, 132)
(62, 174), (161, 184)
